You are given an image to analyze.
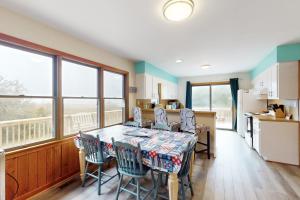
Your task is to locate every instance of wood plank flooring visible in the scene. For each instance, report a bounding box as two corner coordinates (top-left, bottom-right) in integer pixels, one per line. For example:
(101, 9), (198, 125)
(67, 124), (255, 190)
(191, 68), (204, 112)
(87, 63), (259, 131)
(30, 130), (300, 200)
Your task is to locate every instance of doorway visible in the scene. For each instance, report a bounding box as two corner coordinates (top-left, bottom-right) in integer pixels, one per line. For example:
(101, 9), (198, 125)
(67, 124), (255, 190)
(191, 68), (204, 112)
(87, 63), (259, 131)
(192, 82), (233, 130)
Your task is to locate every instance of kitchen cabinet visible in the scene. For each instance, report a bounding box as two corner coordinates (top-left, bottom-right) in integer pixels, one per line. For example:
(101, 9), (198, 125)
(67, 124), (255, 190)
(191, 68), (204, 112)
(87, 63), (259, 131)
(253, 117), (299, 165)
(136, 73), (178, 100)
(265, 64), (278, 99)
(136, 74), (159, 99)
(252, 61), (298, 99)
(253, 72), (268, 99)
(161, 80), (178, 99)
(253, 118), (260, 154)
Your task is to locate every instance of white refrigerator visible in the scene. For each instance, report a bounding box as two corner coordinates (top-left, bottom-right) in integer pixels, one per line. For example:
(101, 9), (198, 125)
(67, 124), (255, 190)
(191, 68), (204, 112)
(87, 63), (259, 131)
(237, 89), (267, 137)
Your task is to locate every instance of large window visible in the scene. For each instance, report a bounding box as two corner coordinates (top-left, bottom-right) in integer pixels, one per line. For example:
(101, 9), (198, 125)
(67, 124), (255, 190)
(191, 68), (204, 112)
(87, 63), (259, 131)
(0, 44), (54, 149)
(192, 83), (233, 129)
(62, 60), (99, 135)
(103, 71), (125, 126)
(0, 38), (128, 149)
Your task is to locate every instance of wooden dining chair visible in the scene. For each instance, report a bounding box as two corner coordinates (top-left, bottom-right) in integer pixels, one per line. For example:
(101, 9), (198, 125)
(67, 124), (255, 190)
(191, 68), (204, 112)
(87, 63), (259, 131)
(155, 142), (195, 200)
(112, 138), (156, 200)
(80, 132), (118, 195)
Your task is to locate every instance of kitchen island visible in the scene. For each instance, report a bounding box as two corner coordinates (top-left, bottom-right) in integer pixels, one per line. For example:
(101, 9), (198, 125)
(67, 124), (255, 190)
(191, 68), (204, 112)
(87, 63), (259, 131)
(141, 108), (217, 157)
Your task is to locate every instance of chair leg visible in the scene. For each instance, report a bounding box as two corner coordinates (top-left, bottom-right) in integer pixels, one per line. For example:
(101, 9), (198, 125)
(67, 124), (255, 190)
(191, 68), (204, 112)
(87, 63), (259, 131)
(188, 174), (194, 196)
(98, 165), (102, 195)
(116, 174), (123, 200)
(81, 161), (89, 187)
(165, 174), (168, 186)
(150, 170), (157, 199)
(136, 178), (140, 200)
(180, 177), (186, 200)
(207, 131), (211, 159)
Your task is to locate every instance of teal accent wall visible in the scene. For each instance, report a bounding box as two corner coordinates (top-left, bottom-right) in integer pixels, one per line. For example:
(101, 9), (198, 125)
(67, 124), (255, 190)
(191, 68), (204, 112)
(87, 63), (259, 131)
(250, 49), (277, 78)
(250, 43), (300, 79)
(277, 44), (300, 62)
(135, 61), (178, 84)
(134, 61), (146, 74)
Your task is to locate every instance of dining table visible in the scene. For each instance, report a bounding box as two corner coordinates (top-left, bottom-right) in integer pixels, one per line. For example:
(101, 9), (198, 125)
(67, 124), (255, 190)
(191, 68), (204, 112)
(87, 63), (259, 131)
(76, 125), (197, 200)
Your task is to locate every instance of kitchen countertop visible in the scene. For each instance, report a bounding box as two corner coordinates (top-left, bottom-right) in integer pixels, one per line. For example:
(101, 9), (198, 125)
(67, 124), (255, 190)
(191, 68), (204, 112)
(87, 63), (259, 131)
(252, 115), (299, 123)
(142, 108), (216, 115)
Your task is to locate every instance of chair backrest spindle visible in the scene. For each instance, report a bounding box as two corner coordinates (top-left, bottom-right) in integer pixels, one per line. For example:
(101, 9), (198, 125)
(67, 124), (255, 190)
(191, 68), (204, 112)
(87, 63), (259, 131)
(112, 138), (144, 175)
(80, 131), (105, 164)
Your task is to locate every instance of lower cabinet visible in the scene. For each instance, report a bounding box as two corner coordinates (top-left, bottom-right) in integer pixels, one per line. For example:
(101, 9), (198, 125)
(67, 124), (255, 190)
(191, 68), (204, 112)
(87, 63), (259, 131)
(253, 118), (299, 165)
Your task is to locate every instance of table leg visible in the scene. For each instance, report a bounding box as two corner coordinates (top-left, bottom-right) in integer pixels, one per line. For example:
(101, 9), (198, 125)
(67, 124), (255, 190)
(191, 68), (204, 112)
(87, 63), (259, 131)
(168, 173), (178, 200)
(207, 131), (211, 159)
(79, 148), (86, 182)
(189, 150), (195, 177)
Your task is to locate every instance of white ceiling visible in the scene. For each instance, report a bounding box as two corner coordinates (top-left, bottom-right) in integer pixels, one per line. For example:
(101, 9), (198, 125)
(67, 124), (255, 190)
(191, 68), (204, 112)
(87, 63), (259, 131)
(1, 0), (300, 77)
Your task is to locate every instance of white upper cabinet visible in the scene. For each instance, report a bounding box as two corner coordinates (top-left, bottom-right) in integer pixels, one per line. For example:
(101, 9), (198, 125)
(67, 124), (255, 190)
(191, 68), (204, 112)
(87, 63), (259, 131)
(136, 73), (177, 99)
(136, 73), (155, 99)
(161, 80), (178, 100)
(253, 61), (298, 100)
(152, 76), (160, 99)
(278, 62), (298, 99)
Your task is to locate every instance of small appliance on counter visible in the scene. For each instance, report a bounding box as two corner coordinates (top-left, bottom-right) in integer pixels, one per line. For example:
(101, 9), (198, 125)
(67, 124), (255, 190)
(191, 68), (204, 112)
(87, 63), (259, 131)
(268, 104), (285, 118)
(167, 101), (180, 110)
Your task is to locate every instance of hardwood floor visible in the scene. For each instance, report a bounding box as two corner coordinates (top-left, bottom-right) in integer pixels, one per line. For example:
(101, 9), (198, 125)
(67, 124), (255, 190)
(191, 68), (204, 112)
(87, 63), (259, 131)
(30, 130), (300, 200)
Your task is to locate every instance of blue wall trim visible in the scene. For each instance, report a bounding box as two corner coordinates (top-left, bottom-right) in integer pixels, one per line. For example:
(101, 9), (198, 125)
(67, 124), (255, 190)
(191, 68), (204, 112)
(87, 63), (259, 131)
(250, 43), (300, 79)
(135, 61), (178, 84)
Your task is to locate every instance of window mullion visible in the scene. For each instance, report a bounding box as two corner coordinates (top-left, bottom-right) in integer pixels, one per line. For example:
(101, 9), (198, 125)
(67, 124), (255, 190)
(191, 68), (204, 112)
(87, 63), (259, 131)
(209, 85), (212, 111)
(99, 68), (104, 128)
(56, 56), (63, 139)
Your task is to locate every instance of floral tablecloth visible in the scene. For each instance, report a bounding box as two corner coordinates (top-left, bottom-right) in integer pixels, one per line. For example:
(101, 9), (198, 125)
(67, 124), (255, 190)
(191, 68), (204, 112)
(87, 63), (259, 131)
(76, 125), (197, 174)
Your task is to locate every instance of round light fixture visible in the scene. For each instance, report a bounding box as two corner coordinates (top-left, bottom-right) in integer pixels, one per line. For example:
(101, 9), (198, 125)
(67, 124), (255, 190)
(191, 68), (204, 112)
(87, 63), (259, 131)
(176, 59), (183, 63)
(163, 0), (194, 22)
(201, 64), (212, 70)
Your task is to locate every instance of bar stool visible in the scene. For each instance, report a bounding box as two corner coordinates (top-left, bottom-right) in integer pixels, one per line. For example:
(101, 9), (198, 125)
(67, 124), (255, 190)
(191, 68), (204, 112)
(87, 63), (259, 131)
(153, 107), (180, 132)
(133, 107), (152, 128)
(180, 108), (210, 159)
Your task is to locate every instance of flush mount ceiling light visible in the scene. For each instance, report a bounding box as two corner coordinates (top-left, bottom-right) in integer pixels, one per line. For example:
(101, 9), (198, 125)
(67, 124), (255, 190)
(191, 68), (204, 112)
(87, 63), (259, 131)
(176, 59), (183, 63)
(201, 64), (212, 70)
(163, 0), (194, 22)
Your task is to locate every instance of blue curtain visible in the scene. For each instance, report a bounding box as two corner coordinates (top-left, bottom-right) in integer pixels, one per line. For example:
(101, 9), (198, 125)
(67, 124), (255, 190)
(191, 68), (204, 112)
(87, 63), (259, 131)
(230, 78), (239, 131)
(185, 81), (192, 109)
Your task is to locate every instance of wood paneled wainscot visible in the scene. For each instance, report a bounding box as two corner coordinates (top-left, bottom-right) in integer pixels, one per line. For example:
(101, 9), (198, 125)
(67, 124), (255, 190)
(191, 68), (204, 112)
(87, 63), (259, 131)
(142, 109), (217, 157)
(5, 138), (79, 200)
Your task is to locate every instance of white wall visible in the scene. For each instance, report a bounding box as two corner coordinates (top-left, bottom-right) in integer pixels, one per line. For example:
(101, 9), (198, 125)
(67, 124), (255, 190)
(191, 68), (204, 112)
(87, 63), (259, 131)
(0, 6), (136, 116)
(178, 72), (252, 106)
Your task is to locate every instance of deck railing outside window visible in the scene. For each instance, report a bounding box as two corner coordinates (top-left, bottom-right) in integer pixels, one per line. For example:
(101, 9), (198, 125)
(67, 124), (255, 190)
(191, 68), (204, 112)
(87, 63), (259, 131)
(0, 110), (122, 149)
